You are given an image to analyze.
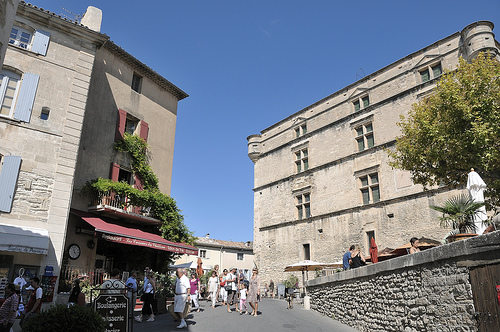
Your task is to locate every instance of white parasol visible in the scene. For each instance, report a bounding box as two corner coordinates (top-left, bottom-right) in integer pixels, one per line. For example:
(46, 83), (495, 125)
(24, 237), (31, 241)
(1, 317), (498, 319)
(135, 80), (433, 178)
(284, 260), (330, 296)
(467, 168), (487, 234)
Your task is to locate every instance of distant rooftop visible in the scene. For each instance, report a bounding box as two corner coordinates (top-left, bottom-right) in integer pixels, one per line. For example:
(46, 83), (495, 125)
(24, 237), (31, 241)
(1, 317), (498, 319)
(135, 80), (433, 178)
(196, 234), (253, 250)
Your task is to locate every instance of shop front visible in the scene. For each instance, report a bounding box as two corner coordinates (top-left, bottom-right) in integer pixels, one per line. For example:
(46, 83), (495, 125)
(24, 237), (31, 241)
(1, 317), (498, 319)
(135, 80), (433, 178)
(0, 223), (50, 298)
(58, 209), (197, 294)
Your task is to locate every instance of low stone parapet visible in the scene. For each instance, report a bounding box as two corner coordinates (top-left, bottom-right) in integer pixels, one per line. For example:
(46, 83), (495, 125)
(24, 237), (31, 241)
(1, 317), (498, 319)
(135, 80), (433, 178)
(306, 231), (500, 332)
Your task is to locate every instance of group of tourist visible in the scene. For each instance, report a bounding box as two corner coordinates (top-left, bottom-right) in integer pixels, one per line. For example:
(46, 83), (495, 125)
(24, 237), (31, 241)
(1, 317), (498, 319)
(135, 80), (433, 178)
(206, 266), (261, 315)
(0, 276), (43, 331)
(342, 237), (421, 270)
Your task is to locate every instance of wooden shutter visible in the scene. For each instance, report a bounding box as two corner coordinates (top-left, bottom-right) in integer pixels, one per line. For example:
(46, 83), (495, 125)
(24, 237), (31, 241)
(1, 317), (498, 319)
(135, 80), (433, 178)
(31, 30), (50, 56)
(0, 155), (22, 213)
(134, 174), (143, 191)
(139, 121), (149, 142)
(13, 73), (39, 122)
(110, 163), (120, 181)
(115, 109), (127, 141)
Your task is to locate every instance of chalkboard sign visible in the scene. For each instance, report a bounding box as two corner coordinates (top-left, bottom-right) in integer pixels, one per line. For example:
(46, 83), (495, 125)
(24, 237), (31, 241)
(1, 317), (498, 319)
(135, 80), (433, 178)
(95, 293), (128, 332)
(41, 276), (58, 302)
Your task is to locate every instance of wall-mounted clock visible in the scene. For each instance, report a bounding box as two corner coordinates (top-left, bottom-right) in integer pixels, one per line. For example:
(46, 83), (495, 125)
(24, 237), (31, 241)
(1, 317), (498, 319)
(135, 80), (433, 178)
(68, 244), (81, 260)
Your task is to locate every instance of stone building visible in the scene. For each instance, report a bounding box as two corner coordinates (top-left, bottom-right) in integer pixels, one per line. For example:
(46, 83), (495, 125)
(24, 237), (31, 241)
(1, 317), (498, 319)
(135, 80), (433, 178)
(174, 235), (254, 279)
(0, 1), (196, 302)
(247, 21), (500, 286)
(0, 2), (106, 289)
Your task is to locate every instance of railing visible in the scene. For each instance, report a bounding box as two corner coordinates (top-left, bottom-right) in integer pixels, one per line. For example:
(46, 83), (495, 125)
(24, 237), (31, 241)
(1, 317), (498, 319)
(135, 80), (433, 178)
(58, 265), (105, 293)
(89, 191), (155, 218)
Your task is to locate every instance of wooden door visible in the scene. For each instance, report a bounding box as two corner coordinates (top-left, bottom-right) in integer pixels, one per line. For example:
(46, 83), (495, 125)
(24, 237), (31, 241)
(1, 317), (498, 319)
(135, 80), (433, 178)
(469, 264), (500, 331)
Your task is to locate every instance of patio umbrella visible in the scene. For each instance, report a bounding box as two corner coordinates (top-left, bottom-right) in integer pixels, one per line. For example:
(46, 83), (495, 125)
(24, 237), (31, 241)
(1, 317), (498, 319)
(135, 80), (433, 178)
(390, 237), (441, 256)
(369, 238), (379, 263)
(284, 260), (330, 296)
(196, 257), (203, 278)
(467, 168), (488, 234)
(168, 261), (197, 270)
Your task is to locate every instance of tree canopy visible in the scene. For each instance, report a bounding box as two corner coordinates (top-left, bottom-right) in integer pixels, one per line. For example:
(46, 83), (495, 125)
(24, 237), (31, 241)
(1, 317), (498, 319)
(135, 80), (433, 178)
(388, 52), (500, 209)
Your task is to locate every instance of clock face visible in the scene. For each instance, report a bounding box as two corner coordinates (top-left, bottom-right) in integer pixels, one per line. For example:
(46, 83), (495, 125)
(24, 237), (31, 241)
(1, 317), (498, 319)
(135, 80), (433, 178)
(68, 244), (81, 260)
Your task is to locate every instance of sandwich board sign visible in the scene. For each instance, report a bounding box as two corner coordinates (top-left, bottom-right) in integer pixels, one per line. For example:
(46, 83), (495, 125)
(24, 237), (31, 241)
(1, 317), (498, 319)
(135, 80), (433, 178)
(94, 293), (129, 332)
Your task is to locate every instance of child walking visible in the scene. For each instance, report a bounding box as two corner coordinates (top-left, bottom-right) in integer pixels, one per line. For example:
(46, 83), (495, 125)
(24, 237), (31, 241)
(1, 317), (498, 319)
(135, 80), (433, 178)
(239, 283), (248, 315)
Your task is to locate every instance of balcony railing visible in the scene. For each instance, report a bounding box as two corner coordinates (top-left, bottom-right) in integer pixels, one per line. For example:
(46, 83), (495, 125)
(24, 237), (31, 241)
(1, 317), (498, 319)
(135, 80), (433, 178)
(89, 191), (155, 219)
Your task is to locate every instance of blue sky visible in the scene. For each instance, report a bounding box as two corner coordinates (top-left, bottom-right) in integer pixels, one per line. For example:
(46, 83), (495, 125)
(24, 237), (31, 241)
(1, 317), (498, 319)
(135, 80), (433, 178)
(30, 1), (500, 242)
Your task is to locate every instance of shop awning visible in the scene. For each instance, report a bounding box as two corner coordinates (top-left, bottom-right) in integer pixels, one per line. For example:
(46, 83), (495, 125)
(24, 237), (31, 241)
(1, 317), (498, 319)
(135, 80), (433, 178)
(0, 223), (49, 255)
(73, 211), (198, 255)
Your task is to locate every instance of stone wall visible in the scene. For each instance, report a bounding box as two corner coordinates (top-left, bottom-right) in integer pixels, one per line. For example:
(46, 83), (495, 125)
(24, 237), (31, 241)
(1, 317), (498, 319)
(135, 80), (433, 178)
(306, 232), (500, 332)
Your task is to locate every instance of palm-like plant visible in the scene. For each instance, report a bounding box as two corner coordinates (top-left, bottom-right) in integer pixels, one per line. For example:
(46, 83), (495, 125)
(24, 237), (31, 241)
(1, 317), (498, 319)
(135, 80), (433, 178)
(430, 193), (486, 234)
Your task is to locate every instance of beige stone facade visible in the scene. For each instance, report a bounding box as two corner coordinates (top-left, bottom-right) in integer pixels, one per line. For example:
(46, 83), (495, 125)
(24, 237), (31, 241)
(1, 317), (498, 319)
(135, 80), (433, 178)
(0, 2), (106, 291)
(247, 21), (500, 287)
(0, 2), (189, 303)
(174, 235), (254, 278)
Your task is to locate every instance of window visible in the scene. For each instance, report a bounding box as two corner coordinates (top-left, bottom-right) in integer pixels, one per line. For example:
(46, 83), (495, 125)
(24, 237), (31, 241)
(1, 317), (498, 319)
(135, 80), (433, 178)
(200, 250), (207, 258)
(296, 193), (311, 219)
(355, 123), (374, 151)
(303, 244), (310, 260)
(0, 70), (21, 118)
(359, 173), (380, 204)
(125, 116), (138, 135)
(353, 94), (370, 112)
(9, 27), (50, 56)
(131, 73), (142, 93)
(0, 155), (22, 213)
(116, 109), (148, 141)
(9, 27), (32, 50)
(295, 148), (309, 173)
(367, 231), (375, 246)
(419, 62), (442, 83)
(294, 124), (307, 138)
(237, 253), (244, 261)
(0, 70), (39, 122)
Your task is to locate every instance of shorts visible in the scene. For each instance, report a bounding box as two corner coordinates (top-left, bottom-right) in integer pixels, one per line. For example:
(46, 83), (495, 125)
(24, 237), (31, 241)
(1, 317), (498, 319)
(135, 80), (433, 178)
(174, 294), (188, 313)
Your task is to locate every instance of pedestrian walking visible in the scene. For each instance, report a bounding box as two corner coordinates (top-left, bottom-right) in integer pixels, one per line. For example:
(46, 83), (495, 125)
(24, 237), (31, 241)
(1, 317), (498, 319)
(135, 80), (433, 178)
(174, 268), (190, 329)
(125, 270), (138, 318)
(247, 268), (260, 316)
(208, 271), (219, 308)
(135, 271), (156, 322)
(189, 270), (201, 312)
(219, 269), (228, 305)
(238, 282), (248, 314)
(0, 283), (19, 332)
(226, 268), (239, 313)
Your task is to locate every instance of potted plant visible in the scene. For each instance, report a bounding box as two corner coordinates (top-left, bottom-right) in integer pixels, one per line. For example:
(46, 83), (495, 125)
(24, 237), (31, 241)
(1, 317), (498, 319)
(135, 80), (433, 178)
(430, 193), (486, 243)
(153, 272), (175, 314)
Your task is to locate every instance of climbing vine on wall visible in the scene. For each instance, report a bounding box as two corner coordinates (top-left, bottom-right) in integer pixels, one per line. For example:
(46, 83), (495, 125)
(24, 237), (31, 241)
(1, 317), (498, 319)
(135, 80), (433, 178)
(81, 133), (195, 245)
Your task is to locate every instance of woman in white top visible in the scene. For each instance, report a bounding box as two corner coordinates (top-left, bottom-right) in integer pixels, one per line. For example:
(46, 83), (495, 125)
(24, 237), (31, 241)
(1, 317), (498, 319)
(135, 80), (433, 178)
(135, 272), (156, 322)
(208, 270), (219, 308)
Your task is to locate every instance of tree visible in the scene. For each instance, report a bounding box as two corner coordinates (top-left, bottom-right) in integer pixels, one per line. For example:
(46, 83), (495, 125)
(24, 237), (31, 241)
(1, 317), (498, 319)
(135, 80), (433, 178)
(388, 52), (500, 209)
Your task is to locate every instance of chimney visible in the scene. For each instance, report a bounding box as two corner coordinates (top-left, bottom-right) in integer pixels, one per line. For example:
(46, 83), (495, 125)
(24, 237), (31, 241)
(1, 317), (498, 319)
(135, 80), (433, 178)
(80, 6), (102, 32)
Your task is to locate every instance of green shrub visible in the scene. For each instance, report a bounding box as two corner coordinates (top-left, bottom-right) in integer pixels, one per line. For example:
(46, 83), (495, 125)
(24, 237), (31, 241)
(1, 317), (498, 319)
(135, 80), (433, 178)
(22, 304), (106, 332)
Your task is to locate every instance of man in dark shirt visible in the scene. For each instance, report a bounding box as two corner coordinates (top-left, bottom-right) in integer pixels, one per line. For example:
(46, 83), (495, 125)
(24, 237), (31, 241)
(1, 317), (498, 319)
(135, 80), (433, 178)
(342, 245), (355, 270)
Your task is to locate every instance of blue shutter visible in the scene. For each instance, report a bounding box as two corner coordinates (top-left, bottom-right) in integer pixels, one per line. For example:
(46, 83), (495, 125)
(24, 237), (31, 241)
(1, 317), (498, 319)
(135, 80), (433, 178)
(13, 73), (39, 122)
(31, 30), (50, 56)
(0, 155), (22, 213)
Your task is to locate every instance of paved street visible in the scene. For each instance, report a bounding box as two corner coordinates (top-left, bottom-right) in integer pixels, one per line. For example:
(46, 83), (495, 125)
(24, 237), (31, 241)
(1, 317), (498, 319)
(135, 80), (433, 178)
(133, 298), (359, 332)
